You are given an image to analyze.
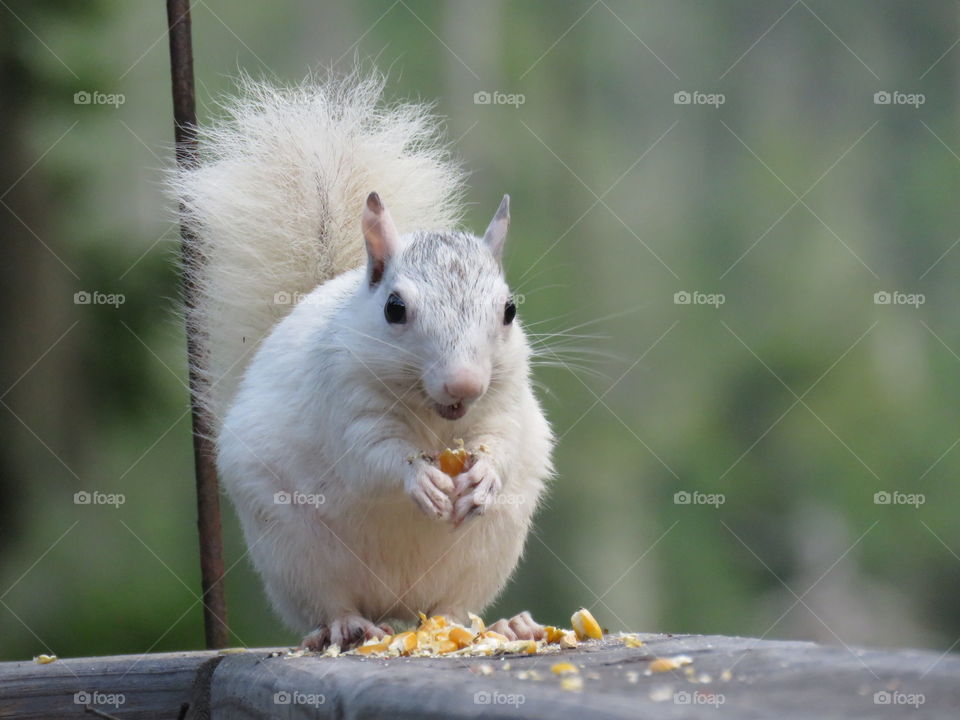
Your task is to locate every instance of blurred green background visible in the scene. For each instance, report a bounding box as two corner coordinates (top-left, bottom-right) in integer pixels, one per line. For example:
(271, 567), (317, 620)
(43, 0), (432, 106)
(2, 0), (959, 661)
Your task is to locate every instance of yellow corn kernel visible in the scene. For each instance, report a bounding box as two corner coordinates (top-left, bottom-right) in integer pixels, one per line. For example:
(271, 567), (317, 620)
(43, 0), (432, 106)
(449, 626), (475, 648)
(480, 630), (510, 643)
(561, 675), (584, 692)
(520, 640), (539, 654)
(649, 655), (693, 673)
(34, 654), (57, 664)
(438, 442), (470, 476)
(544, 626), (566, 643)
(389, 631), (418, 654)
(503, 640), (538, 654)
(551, 661), (579, 675)
(467, 611), (486, 634)
(571, 608), (603, 641)
(558, 631), (579, 649)
(622, 634), (644, 648)
(437, 640), (459, 654)
(356, 641), (390, 656)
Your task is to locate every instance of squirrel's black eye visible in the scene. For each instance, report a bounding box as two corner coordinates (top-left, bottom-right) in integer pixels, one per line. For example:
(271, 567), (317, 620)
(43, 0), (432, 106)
(384, 292), (406, 324)
(503, 298), (517, 325)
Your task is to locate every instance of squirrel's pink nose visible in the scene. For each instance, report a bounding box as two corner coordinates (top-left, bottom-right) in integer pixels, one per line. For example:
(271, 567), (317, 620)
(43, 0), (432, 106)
(443, 368), (485, 402)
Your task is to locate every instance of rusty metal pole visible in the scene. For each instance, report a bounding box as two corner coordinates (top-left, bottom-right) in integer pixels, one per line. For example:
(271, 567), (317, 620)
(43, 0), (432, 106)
(166, 0), (229, 649)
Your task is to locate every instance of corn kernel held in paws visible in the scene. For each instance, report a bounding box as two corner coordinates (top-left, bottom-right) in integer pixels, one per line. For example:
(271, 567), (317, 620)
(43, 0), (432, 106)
(437, 440), (470, 476)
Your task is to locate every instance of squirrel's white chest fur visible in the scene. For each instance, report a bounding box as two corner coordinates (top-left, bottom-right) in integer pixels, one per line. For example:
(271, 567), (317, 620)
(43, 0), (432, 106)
(217, 268), (553, 631)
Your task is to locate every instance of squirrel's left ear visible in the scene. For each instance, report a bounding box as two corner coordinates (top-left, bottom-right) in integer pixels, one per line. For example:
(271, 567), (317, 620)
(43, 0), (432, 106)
(363, 192), (401, 286)
(483, 194), (510, 260)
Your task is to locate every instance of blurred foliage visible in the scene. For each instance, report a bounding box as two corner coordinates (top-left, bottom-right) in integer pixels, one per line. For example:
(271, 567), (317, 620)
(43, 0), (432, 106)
(1, 0), (959, 661)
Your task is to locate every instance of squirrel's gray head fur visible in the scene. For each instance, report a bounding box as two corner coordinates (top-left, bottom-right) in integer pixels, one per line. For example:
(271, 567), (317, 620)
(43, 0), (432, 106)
(359, 193), (523, 421)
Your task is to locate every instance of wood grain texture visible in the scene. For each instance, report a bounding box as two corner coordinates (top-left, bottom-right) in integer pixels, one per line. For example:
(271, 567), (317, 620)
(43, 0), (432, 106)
(209, 634), (960, 719)
(1, 635), (958, 718)
(0, 650), (222, 719)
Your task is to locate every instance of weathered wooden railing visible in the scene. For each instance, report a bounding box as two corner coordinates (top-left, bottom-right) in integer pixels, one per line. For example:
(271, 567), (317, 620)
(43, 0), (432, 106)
(2, 633), (958, 718)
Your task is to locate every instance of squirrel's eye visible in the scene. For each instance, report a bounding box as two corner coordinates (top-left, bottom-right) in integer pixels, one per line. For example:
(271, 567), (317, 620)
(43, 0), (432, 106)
(384, 292), (406, 324)
(503, 298), (517, 325)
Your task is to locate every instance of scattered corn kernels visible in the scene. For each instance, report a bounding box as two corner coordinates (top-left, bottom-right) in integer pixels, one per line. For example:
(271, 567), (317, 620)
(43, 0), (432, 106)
(310, 607), (608, 659)
(571, 608), (603, 641)
(551, 661), (579, 675)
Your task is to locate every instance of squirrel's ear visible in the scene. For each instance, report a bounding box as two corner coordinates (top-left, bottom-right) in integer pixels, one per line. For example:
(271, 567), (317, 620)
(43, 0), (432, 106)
(362, 192), (401, 286)
(483, 194), (510, 260)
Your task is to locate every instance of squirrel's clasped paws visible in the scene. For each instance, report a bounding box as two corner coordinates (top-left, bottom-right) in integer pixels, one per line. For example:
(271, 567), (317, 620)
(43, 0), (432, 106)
(452, 456), (502, 527)
(405, 454), (503, 527)
(404, 459), (456, 521)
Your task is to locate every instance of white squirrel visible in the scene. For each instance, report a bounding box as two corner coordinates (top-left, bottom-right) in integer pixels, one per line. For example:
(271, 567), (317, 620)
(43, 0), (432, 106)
(171, 71), (553, 649)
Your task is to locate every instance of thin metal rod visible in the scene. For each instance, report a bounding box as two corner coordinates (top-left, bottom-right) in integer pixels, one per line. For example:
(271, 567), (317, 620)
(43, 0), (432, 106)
(166, 0), (229, 650)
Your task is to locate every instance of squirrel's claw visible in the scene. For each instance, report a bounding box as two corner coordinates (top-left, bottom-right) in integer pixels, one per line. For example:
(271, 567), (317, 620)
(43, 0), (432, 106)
(329, 614), (390, 650)
(298, 625), (330, 652)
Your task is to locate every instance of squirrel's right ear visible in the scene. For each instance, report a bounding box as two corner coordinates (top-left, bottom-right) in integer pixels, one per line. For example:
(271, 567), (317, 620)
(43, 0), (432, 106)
(362, 192), (402, 286)
(483, 194), (510, 261)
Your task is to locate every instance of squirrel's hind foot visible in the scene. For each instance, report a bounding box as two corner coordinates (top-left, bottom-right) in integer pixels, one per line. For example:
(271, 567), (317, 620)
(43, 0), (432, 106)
(299, 616), (394, 651)
(487, 611), (546, 641)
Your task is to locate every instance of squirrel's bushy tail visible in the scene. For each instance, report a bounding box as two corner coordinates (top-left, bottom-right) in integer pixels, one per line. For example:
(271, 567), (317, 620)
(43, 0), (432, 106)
(170, 70), (465, 433)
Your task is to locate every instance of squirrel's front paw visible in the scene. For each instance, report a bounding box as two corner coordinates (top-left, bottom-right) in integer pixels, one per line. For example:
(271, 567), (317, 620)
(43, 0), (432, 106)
(452, 457), (502, 527)
(405, 460), (455, 520)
